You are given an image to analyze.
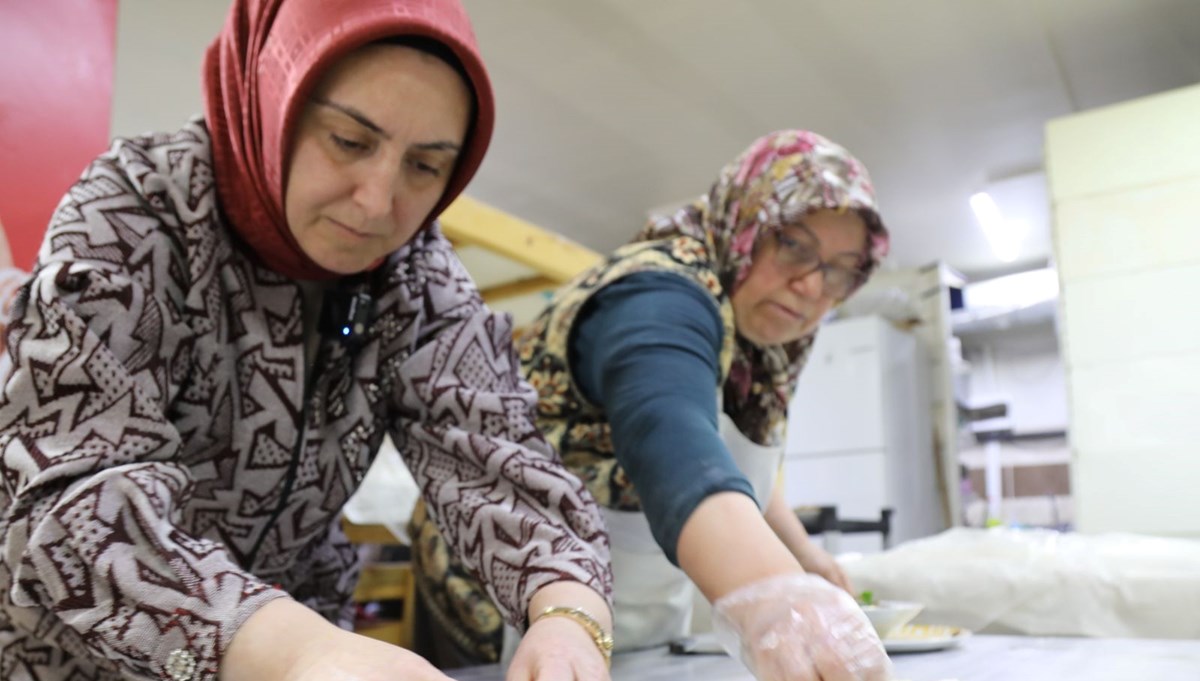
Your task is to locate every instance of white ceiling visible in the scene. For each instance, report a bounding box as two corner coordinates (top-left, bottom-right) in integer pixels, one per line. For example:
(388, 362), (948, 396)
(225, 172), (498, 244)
(110, 1), (1200, 282)
(458, 0), (1200, 280)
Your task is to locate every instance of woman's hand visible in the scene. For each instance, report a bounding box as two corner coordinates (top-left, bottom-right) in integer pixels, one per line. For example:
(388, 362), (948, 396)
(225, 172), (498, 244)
(712, 573), (891, 681)
(795, 541), (854, 595)
(506, 615), (610, 681)
(506, 581), (613, 681)
(286, 628), (452, 681)
(761, 482), (854, 595)
(221, 598), (452, 681)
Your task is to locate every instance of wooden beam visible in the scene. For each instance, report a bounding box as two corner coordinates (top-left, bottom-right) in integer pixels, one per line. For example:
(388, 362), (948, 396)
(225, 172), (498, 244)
(479, 275), (557, 304)
(440, 196), (602, 283)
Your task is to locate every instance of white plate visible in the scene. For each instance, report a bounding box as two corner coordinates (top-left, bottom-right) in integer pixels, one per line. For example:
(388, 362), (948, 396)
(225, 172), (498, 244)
(882, 624), (971, 654)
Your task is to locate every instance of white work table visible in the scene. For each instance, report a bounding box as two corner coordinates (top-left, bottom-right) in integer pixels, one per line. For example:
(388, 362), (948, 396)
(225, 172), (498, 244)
(448, 635), (1200, 680)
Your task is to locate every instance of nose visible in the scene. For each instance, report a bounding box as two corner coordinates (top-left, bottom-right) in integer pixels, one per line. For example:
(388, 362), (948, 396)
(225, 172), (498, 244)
(353, 160), (399, 221)
(790, 265), (826, 300)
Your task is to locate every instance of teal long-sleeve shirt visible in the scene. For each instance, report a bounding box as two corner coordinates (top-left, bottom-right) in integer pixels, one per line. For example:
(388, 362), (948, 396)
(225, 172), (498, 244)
(570, 271), (756, 565)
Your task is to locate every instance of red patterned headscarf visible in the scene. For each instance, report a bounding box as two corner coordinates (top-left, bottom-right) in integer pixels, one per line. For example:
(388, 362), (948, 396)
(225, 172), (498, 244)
(203, 0), (495, 280)
(637, 130), (890, 444)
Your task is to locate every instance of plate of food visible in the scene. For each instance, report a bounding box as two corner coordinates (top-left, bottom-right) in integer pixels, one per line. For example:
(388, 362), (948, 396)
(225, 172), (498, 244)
(882, 623), (972, 654)
(857, 590), (924, 639)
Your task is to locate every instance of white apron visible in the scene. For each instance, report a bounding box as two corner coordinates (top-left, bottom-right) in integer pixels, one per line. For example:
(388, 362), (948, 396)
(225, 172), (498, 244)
(501, 410), (783, 660)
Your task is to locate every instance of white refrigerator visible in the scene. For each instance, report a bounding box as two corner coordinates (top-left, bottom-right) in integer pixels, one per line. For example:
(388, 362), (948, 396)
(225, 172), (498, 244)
(782, 315), (943, 553)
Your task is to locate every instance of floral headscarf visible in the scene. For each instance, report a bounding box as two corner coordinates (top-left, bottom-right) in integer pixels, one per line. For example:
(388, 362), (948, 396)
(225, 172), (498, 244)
(636, 130), (890, 443)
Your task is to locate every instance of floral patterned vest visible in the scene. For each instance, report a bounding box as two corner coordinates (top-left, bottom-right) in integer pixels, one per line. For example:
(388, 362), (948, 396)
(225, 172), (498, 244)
(518, 234), (738, 511)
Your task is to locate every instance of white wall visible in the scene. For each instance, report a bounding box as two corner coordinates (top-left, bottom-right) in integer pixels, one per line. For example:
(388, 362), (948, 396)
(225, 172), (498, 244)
(1046, 83), (1200, 538)
(110, 0), (229, 139)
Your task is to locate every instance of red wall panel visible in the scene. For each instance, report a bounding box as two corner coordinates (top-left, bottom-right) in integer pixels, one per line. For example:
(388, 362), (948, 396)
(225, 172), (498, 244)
(0, 0), (118, 269)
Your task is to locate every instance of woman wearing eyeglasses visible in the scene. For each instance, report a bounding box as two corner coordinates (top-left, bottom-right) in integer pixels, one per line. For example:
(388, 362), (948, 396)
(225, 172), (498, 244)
(414, 130), (893, 680)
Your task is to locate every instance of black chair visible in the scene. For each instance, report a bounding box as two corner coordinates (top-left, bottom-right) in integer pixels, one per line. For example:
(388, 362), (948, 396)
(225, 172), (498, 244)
(795, 505), (893, 552)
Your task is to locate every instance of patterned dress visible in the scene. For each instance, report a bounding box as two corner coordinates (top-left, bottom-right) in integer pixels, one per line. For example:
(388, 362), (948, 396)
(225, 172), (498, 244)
(0, 119), (610, 681)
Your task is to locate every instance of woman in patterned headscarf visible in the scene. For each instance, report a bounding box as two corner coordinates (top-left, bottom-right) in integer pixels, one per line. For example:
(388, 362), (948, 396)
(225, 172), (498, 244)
(417, 130), (894, 680)
(0, 1), (613, 680)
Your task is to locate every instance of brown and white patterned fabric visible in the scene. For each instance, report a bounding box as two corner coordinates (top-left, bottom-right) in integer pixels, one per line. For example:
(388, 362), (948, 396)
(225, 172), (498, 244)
(0, 267), (27, 370)
(0, 120), (611, 681)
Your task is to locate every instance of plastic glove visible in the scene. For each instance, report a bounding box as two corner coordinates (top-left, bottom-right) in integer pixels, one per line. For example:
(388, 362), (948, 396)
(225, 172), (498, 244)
(712, 573), (892, 681)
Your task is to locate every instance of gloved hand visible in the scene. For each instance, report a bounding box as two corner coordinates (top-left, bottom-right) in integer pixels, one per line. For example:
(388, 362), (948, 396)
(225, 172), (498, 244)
(711, 573), (892, 681)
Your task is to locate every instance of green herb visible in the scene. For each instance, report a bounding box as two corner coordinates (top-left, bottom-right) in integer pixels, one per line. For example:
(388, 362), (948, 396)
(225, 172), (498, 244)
(860, 590), (875, 606)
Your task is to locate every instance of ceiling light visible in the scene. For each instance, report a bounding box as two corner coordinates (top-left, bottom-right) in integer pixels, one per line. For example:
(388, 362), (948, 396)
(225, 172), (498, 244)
(970, 191), (1029, 263)
(964, 267), (1059, 311)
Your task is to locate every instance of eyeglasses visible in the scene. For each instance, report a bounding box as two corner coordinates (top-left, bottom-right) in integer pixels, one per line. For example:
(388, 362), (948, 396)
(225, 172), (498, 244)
(762, 224), (867, 300)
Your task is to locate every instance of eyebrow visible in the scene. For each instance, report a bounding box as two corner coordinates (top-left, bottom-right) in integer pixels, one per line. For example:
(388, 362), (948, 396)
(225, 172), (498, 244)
(315, 97), (388, 138)
(784, 219), (864, 259)
(313, 97), (462, 153)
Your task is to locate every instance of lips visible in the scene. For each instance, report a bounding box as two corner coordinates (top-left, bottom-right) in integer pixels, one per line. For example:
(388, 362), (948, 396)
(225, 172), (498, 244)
(769, 301), (805, 322)
(327, 217), (375, 239)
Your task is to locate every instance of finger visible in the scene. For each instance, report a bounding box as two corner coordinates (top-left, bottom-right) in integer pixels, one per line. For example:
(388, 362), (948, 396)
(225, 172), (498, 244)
(569, 656), (609, 681)
(525, 658), (573, 681)
(818, 563), (851, 595)
(835, 569), (855, 595)
(810, 625), (891, 681)
(808, 641), (858, 681)
(568, 659), (610, 681)
(750, 640), (821, 681)
(504, 656), (532, 681)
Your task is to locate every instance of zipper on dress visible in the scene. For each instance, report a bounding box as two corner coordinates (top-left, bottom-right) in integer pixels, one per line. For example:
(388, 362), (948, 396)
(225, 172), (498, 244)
(245, 365), (318, 568)
(245, 294), (326, 569)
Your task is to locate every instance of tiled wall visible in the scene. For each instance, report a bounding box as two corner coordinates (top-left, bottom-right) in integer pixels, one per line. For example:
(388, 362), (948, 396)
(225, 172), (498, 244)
(1046, 83), (1200, 537)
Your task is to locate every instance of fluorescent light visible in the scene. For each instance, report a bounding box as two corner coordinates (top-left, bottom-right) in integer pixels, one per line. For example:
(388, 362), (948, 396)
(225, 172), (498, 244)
(993, 219), (1030, 262)
(970, 191), (1028, 263)
(970, 192), (1003, 228)
(964, 267), (1059, 310)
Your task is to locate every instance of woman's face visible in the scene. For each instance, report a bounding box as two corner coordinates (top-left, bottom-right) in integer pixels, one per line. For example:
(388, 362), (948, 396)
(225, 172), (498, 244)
(731, 208), (868, 346)
(284, 44), (472, 274)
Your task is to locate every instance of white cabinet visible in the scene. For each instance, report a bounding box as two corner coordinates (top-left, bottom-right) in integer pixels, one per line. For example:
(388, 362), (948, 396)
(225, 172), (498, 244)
(840, 262), (967, 526)
(786, 333), (886, 455)
(783, 316), (943, 553)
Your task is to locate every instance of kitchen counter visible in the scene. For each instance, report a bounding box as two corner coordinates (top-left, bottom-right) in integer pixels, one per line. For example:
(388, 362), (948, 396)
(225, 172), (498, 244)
(448, 635), (1200, 680)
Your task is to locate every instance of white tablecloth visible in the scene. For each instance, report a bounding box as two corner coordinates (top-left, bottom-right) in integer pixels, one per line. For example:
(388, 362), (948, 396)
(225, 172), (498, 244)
(841, 528), (1200, 640)
(449, 635), (1200, 680)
